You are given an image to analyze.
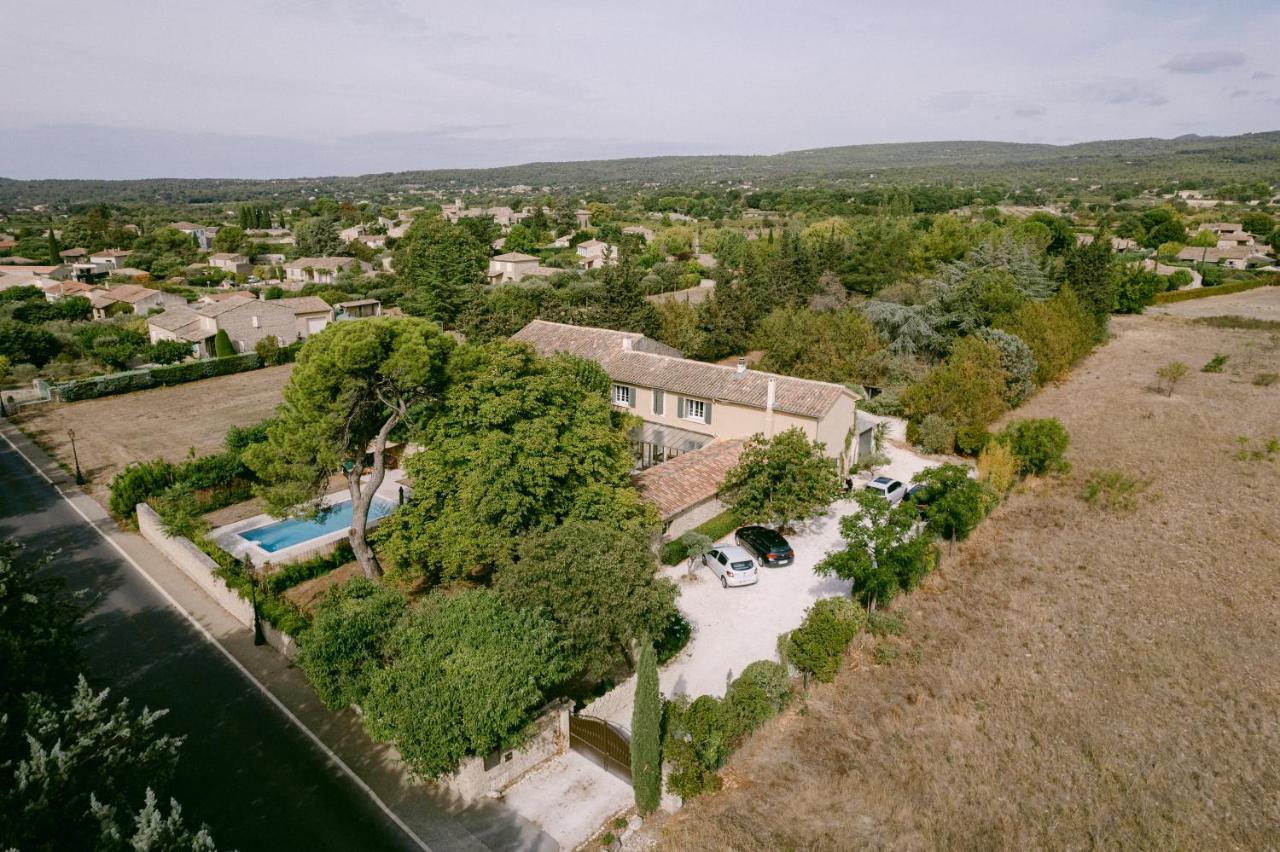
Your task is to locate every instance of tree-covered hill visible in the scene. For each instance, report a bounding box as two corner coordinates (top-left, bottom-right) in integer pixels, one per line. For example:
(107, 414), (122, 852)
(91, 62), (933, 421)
(1, 131), (1276, 208)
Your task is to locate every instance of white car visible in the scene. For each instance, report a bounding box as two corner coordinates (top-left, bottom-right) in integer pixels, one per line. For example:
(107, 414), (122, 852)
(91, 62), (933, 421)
(701, 545), (759, 588)
(865, 475), (906, 505)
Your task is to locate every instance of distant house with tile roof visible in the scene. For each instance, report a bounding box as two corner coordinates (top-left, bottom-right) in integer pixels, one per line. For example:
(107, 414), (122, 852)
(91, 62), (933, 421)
(487, 252), (556, 284)
(283, 256), (363, 285)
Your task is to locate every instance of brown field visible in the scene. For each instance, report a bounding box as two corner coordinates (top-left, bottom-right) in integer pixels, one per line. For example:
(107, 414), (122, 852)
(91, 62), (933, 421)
(13, 365), (291, 505)
(662, 309), (1280, 850)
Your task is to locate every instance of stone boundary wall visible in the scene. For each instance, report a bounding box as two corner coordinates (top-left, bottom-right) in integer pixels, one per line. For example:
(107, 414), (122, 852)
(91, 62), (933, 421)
(137, 503), (297, 658)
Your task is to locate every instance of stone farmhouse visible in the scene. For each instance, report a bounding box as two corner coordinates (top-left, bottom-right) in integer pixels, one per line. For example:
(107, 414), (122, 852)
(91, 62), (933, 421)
(511, 319), (872, 537)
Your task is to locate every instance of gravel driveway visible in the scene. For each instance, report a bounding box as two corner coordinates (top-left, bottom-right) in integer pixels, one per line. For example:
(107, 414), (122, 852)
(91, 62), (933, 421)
(588, 438), (947, 728)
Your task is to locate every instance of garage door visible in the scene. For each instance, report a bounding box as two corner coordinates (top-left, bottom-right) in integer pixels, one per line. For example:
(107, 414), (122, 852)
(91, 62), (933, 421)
(306, 317), (328, 335)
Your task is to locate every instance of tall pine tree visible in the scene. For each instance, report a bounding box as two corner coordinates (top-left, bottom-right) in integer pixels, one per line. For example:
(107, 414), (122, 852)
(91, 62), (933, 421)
(630, 636), (661, 815)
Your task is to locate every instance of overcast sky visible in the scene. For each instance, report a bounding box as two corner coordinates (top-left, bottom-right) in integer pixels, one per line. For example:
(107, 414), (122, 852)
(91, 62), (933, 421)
(1, 0), (1277, 179)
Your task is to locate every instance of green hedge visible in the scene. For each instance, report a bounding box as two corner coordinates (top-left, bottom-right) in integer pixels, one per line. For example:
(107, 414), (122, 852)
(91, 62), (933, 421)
(262, 542), (355, 594)
(195, 535), (310, 636)
(660, 509), (742, 565)
(52, 353), (263, 401)
(1152, 279), (1272, 305)
(781, 597), (866, 683)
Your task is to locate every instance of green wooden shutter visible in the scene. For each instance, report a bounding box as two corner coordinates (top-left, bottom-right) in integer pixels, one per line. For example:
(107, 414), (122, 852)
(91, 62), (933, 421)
(653, 388), (664, 415)
(704, 400), (712, 424)
(677, 396), (685, 419)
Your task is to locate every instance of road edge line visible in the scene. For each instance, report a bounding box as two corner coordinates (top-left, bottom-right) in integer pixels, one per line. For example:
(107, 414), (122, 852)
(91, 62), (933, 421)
(0, 426), (431, 852)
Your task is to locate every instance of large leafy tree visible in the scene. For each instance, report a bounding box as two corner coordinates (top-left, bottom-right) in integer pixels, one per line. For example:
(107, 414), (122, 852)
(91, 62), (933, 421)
(755, 305), (888, 388)
(362, 590), (565, 778)
(911, 463), (995, 544)
(1063, 235), (1117, 328)
(296, 578), (407, 709)
(293, 215), (341, 257)
(815, 492), (936, 610)
(902, 335), (1009, 452)
(395, 217), (490, 325)
(496, 520), (679, 688)
(374, 341), (654, 585)
(719, 428), (841, 530)
(245, 318), (456, 578)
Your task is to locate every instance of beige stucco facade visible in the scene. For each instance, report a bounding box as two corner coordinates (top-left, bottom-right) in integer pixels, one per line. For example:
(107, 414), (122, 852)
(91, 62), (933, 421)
(612, 382), (860, 469)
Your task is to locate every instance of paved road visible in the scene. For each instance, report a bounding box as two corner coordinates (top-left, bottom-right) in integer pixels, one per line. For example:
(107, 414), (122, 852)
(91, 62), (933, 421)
(0, 438), (425, 852)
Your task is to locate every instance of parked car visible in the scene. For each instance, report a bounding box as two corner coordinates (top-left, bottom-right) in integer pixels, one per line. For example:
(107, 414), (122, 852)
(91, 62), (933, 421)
(865, 476), (906, 505)
(701, 545), (759, 588)
(905, 482), (930, 515)
(734, 525), (795, 567)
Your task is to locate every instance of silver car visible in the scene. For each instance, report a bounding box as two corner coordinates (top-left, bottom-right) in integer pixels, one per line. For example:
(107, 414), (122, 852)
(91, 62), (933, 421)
(702, 545), (759, 588)
(865, 475), (906, 505)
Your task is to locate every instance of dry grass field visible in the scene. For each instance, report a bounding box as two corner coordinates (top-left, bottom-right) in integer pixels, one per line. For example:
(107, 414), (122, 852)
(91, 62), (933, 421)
(662, 309), (1280, 850)
(12, 364), (291, 505)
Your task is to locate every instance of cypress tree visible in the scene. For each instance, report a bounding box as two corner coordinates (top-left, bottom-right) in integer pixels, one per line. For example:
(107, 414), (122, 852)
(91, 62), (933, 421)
(630, 635), (661, 815)
(213, 329), (235, 358)
(47, 224), (59, 264)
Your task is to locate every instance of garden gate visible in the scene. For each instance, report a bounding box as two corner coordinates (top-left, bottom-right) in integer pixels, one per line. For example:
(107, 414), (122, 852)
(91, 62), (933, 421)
(568, 715), (631, 782)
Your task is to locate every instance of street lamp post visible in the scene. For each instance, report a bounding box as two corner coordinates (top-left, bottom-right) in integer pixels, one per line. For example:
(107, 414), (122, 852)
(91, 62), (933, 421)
(67, 428), (84, 485)
(244, 557), (265, 646)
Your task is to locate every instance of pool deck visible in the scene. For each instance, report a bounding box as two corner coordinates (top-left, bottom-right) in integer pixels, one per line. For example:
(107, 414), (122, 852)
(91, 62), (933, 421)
(210, 470), (409, 568)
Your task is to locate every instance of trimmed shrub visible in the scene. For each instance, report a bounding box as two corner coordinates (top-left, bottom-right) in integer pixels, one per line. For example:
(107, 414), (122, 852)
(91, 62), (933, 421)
(660, 509), (742, 565)
(783, 597), (865, 683)
(254, 335), (281, 365)
(108, 459), (176, 518)
(51, 353), (262, 402)
(1152, 279), (1272, 304)
(955, 423), (991, 456)
(724, 660), (792, 738)
(262, 542), (355, 594)
(1167, 268), (1194, 288)
(997, 418), (1071, 476)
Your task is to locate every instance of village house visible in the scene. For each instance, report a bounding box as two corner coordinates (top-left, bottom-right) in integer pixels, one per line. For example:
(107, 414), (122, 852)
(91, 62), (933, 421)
(576, 239), (617, 269)
(147, 295), (301, 357)
(277, 295), (334, 336)
(1175, 245), (1272, 269)
(58, 247), (88, 264)
(208, 253), (253, 277)
(1197, 223), (1257, 249)
(334, 298), (382, 319)
(39, 278), (96, 301)
(88, 283), (184, 318)
(283, 256), (363, 285)
(487, 252), (556, 284)
(622, 225), (655, 242)
(575, 209), (591, 229)
(0, 265), (67, 290)
(89, 248), (132, 270)
(245, 228), (295, 246)
(511, 319), (870, 537)
(169, 222), (217, 250)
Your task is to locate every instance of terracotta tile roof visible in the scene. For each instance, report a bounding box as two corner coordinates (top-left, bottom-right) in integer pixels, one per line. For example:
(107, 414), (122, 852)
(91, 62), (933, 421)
(512, 319), (683, 360)
(284, 256), (356, 270)
(632, 438), (745, 520)
(492, 252), (539, 262)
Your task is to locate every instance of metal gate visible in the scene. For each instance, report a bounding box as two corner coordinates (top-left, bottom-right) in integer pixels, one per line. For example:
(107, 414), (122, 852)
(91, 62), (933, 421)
(569, 715), (631, 782)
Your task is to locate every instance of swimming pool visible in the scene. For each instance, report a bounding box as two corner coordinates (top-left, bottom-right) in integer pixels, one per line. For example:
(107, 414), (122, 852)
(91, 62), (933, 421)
(241, 496), (397, 553)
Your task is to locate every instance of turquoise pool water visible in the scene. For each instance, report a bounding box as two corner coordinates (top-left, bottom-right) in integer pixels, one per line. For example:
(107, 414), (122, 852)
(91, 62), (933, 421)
(241, 497), (396, 553)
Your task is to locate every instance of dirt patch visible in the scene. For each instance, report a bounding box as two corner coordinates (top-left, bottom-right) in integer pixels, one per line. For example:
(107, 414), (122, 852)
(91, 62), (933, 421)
(660, 313), (1280, 850)
(283, 562), (362, 612)
(12, 365), (291, 506)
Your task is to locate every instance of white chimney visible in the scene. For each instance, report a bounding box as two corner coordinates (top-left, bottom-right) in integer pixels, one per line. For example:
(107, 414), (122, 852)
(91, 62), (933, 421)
(622, 337), (633, 351)
(766, 377), (776, 412)
(736, 356), (746, 374)
(251, 315), (260, 328)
